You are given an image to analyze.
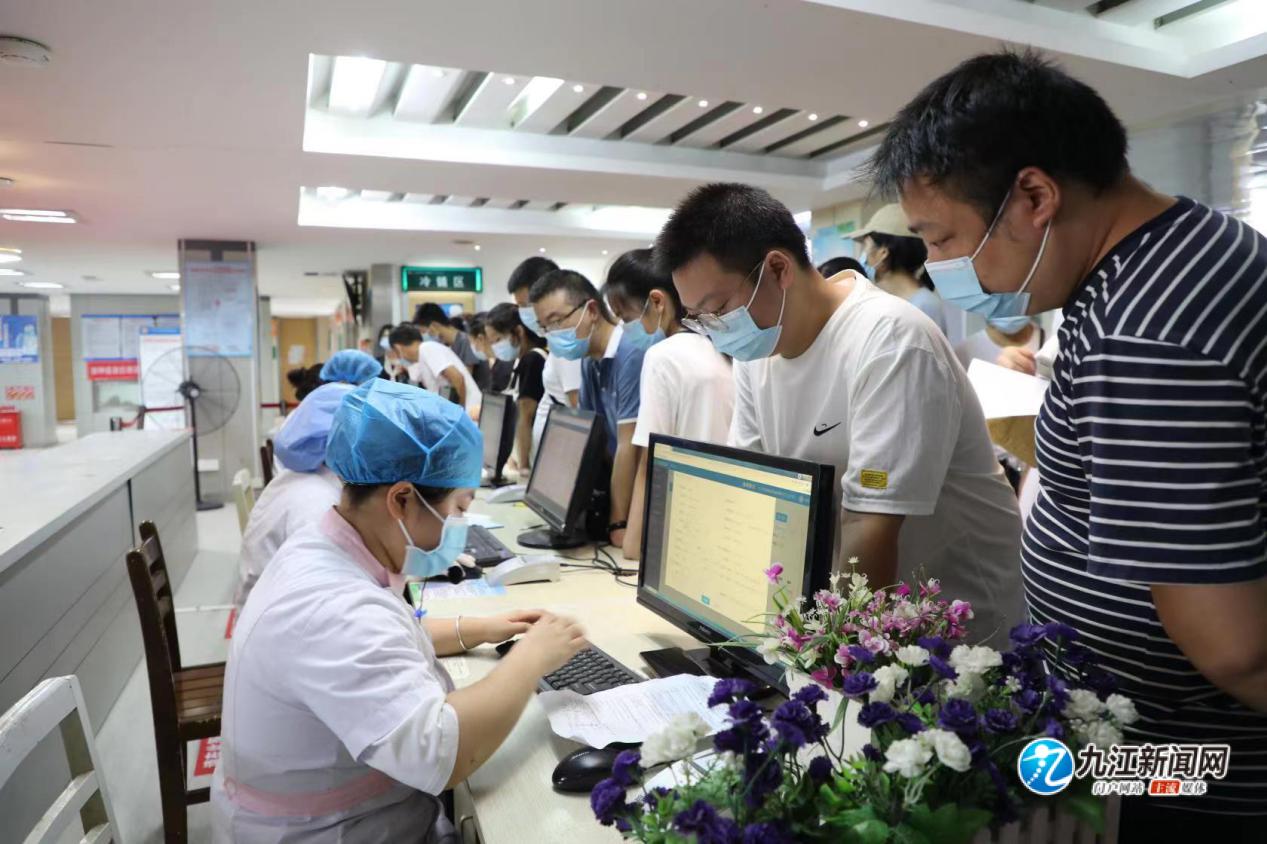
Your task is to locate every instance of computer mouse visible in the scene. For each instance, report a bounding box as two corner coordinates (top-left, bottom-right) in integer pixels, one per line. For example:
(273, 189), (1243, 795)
(494, 637), (518, 658)
(551, 746), (625, 793)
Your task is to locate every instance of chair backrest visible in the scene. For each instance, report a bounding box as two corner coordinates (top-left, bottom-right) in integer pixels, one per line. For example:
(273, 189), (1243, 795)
(232, 468), (255, 533)
(0, 676), (117, 844)
(260, 443), (274, 487)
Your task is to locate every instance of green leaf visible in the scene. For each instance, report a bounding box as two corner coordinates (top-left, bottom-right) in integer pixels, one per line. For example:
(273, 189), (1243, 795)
(906, 803), (991, 844)
(849, 819), (892, 844)
(1059, 792), (1106, 834)
(892, 824), (933, 844)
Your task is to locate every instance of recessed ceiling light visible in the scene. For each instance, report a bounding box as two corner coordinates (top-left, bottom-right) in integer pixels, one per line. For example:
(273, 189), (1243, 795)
(858, 119), (869, 128)
(20, 280), (62, 289)
(149, 271), (180, 280)
(315, 186), (351, 201)
(636, 92), (648, 101)
(572, 84), (584, 93)
(168, 284), (181, 292)
(328, 56), (388, 114)
(0, 37), (52, 67)
(0, 208), (66, 217)
(0, 247), (21, 264)
(0, 177), (13, 188)
(697, 99), (709, 108)
(752, 106), (764, 115)
(808, 113), (819, 121)
(602, 250), (609, 255)
(3, 214), (75, 223)
(474, 244), (481, 251)
(538, 247), (547, 253)
(0, 268), (28, 276)
(503, 76), (516, 85)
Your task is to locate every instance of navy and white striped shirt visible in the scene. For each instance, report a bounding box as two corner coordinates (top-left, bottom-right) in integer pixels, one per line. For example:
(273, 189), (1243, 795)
(1023, 196), (1267, 814)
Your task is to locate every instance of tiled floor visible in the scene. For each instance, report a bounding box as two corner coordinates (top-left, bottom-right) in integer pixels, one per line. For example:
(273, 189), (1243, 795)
(96, 504), (241, 843)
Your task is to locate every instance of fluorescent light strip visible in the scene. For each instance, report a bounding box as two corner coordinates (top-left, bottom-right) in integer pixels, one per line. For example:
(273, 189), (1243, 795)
(21, 281), (63, 289)
(3, 214), (76, 223)
(0, 208), (66, 217)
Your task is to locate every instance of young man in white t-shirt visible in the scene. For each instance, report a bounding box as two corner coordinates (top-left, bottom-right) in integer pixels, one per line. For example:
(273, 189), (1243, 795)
(388, 323), (482, 419)
(603, 248), (734, 561)
(658, 182), (1023, 645)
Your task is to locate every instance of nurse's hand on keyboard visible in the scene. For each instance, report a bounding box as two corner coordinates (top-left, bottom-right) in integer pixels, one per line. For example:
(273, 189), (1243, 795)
(474, 609), (545, 646)
(507, 612), (588, 677)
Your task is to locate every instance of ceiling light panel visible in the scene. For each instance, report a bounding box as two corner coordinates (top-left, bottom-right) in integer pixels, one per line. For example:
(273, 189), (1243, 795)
(328, 56), (389, 117)
(621, 95), (710, 143)
(454, 73), (530, 128)
(1095, 0), (1198, 26)
(394, 64), (465, 123)
(444, 196), (477, 206)
(509, 77), (574, 133)
(359, 190), (396, 201)
(570, 89), (662, 140)
(769, 116), (862, 157)
(676, 103), (771, 149)
(402, 193), (435, 203)
(726, 111), (813, 153)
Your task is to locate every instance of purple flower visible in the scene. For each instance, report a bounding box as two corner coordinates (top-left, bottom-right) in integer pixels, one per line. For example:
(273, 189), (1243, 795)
(857, 701), (897, 728)
(841, 671), (877, 698)
(969, 738), (990, 769)
(590, 778), (628, 827)
(1086, 669), (1119, 696)
(729, 698), (764, 726)
(1064, 643), (1092, 667)
(938, 698), (980, 734)
(771, 700), (828, 748)
(807, 755), (833, 783)
(675, 800), (741, 843)
(847, 644), (875, 665)
(792, 682), (828, 707)
(644, 786), (671, 809)
(984, 708), (1019, 734)
(1044, 718), (1065, 740)
(1009, 623), (1047, 648)
(708, 678), (756, 708)
(917, 636), (951, 657)
(1014, 689), (1042, 714)
(744, 756), (782, 808)
(929, 655), (958, 680)
(743, 822), (795, 844)
(713, 726), (745, 755)
(914, 686), (936, 706)
(1043, 622), (1079, 642)
(1001, 652), (1023, 674)
(896, 712), (925, 734)
(610, 749), (641, 787)
(861, 743), (883, 762)
(764, 564), (783, 583)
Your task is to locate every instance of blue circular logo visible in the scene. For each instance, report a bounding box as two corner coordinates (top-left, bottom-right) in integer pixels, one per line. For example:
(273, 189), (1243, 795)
(1017, 738), (1074, 795)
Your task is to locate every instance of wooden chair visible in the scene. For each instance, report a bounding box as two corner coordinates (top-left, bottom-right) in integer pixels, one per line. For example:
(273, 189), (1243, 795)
(259, 439), (275, 487)
(231, 468), (255, 534)
(126, 521), (225, 842)
(0, 675), (117, 843)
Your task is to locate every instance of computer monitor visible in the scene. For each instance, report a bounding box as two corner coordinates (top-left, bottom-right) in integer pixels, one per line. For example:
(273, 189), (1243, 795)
(519, 404), (606, 550)
(478, 392), (516, 487)
(637, 435), (836, 687)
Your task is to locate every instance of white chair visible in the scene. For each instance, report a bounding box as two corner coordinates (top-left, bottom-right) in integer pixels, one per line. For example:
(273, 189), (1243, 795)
(0, 675), (117, 843)
(231, 467), (255, 534)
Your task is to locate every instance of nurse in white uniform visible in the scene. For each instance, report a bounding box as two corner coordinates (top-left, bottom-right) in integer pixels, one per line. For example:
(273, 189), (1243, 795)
(212, 379), (587, 842)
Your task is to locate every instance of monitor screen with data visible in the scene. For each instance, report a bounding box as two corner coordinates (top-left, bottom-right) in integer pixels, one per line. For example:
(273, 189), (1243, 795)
(638, 437), (834, 644)
(524, 405), (600, 529)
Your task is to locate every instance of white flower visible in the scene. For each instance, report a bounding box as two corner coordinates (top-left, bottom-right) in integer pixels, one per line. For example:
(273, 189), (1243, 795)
(919, 728), (973, 773)
(896, 645), (930, 667)
(1065, 688), (1106, 721)
(948, 645), (1003, 677)
(1106, 694), (1139, 726)
(829, 571), (842, 589)
(1075, 718), (1123, 749)
(869, 664), (910, 704)
(756, 637), (782, 665)
(847, 556), (860, 567)
(945, 672), (985, 702)
(641, 712), (708, 767)
(882, 738), (933, 778)
(893, 601), (920, 621)
(1003, 676), (1022, 694)
(847, 570), (871, 601)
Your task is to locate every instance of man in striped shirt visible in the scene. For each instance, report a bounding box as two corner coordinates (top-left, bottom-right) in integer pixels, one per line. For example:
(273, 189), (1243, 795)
(870, 51), (1267, 839)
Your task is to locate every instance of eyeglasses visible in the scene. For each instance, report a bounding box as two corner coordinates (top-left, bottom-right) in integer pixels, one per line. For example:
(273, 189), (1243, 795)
(539, 302), (585, 334)
(681, 260), (765, 335)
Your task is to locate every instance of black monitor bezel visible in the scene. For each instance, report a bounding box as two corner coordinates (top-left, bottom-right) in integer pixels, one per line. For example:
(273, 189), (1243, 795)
(636, 434), (836, 684)
(478, 392), (516, 479)
(523, 403), (605, 535)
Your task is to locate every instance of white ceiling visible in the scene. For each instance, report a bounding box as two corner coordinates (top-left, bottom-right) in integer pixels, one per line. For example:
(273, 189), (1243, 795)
(1, 0), (1265, 315)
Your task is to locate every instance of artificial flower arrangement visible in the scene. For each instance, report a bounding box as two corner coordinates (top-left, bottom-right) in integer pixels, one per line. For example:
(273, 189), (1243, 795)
(590, 563), (1138, 843)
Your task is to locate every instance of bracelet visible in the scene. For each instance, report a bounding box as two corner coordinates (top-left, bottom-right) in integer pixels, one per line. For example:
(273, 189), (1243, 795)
(455, 615), (470, 652)
(608, 521), (628, 532)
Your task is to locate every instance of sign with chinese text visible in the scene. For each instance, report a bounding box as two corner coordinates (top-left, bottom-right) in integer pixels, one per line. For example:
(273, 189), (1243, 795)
(401, 266), (482, 294)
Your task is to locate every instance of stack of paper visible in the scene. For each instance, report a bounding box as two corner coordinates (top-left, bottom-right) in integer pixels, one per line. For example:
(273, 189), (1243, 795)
(539, 674), (729, 747)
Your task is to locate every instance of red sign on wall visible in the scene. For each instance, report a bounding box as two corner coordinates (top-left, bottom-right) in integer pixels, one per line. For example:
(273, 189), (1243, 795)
(86, 360), (139, 381)
(4, 386), (34, 401)
(0, 410), (21, 449)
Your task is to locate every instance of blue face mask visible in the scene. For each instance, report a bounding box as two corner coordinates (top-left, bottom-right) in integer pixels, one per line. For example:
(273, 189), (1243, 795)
(379, 336), (390, 350)
(423, 332), (439, 343)
(491, 338), (518, 362)
(988, 315), (1034, 334)
(546, 306), (593, 361)
(470, 346), (488, 363)
(398, 490), (469, 579)
(923, 188), (1051, 322)
(621, 298), (666, 352)
(518, 306), (542, 336)
(699, 261), (786, 362)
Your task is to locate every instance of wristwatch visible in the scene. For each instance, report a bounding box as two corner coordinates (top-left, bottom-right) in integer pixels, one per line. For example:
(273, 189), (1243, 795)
(607, 521), (628, 533)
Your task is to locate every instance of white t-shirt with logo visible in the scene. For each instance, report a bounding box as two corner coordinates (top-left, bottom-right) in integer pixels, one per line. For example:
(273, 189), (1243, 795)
(409, 341), (481, 416)
(729, 277), (1023, 645)
(632, 332), (734, 448)
(533, 355), (583, 461)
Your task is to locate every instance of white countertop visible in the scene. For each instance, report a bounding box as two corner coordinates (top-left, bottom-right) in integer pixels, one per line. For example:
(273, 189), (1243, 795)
(0, 430), (191, 573)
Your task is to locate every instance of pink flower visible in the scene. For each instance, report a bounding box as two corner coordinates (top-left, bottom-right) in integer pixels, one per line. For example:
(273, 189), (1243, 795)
(895, 583), (912, 598)
(785, 630), (813, 650)
(810, 666), (839, 690)
(862, 632), (891, 655)
(834, 644), (854, 669)
(948, 600), (974, 624)
(764, 564), (783, 583)
(774, 614), (787, 632)
(815, 590), (843, 611)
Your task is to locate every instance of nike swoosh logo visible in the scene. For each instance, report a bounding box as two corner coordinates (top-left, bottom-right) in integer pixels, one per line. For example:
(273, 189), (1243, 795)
(813, 422), (842, 437)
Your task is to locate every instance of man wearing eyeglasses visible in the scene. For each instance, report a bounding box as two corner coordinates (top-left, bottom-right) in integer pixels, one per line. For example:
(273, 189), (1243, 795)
(658, 182), (1023, 646)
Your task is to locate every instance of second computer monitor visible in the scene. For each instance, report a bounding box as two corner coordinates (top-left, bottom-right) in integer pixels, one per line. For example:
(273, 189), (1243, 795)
(519, 403), (606, 549)
(637, 435), (835, 685)
(478, 392), (517, 487)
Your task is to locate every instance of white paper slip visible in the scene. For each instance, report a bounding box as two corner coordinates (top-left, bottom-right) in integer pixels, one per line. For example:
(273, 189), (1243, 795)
(967, 358), (1050, 420)
(464, 512), (505, 530)
(539, 674), (729, 748)
(408, 579), (508, 602)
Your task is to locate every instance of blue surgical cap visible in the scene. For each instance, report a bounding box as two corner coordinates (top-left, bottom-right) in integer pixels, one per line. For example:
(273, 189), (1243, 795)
(320, 350), (383, 385)
(326, 379), (482, 488)
(273, 382), (357, 472)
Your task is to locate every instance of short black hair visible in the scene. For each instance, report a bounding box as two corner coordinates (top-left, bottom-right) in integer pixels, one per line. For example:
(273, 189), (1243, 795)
(866, 233), (932, 290)
(507, 256), (560, 295)
(655, 183), (811, 277)
(413, 302), (449, 328)
(449, 315), (467, 332)
(388, 322), (422, 348)
(602, 248), (685, 321)
(466, 311), (487, 336)
(487, 302), (545, 347)
(528, 269), (614, 323)
(868, 49), (1128, 220)
(817, 256), (867, 278)
(286, 363), (325, 401)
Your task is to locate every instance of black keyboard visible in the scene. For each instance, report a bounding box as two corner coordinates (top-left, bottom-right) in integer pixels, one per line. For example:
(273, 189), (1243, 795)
(465, 524), (516, 566)
(540, 645), (644, 695)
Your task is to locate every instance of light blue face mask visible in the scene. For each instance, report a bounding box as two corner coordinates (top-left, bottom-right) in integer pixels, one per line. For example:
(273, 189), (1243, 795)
(470, 346), (488, 363)
(923, 188), (1051, 322)
(988, 315), (1034, 334)
(546, 306), (593, 361)
(423, 332), (439, 343)
(379, 336), (391, 350)
(518, 305), (542, 336)
(621, 297), (666, 352)
(491, 338), (518, 362)
(398, 489), (469, 579)
(698, 261), (786, 362)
